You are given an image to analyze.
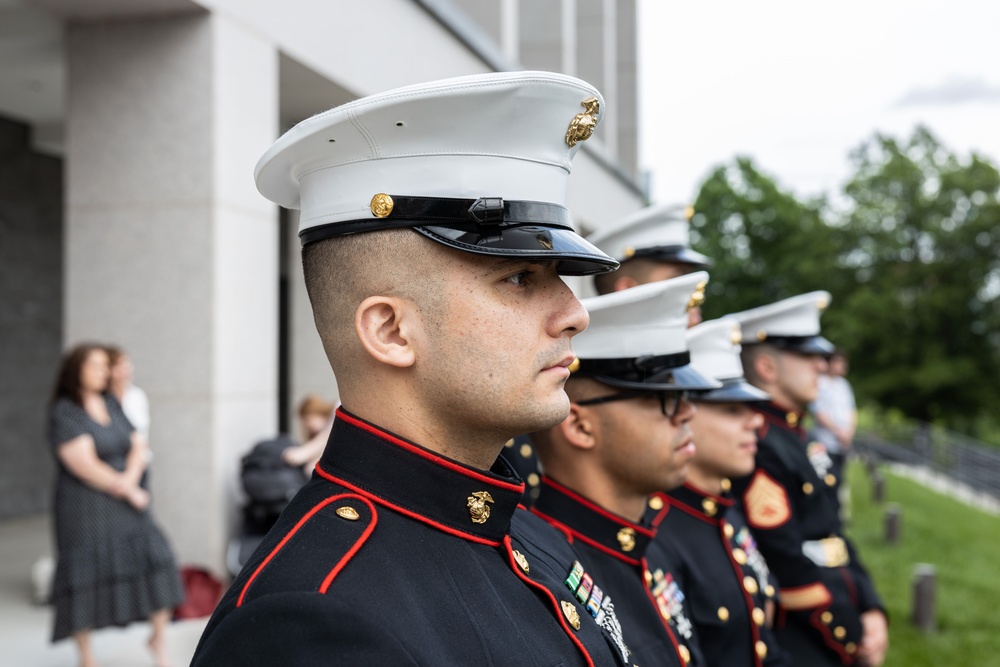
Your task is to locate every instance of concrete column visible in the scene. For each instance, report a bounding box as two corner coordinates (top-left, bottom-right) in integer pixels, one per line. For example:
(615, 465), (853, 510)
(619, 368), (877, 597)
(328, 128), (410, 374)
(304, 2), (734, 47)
(64, 13), (278, 574)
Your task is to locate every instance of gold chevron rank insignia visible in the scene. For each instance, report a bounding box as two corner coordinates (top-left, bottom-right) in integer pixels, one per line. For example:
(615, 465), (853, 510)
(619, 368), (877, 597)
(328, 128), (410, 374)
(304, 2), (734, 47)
(744, 471), (791, 529)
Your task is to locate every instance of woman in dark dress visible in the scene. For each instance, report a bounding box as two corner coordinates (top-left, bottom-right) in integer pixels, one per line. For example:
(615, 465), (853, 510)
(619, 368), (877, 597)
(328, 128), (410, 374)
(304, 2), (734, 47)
(49, 343), (184, 667)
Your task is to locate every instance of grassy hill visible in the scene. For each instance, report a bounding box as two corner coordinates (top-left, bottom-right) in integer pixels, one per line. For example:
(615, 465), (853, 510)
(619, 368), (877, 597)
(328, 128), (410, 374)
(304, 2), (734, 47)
(845, 462), (1000, 666)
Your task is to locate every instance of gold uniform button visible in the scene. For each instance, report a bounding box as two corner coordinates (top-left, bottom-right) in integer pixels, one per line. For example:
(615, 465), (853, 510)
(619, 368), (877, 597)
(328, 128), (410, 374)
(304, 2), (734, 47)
(752, 607), (766, 626)
(520, 443), (533, 458)
(846, 642), (858, 654)
(335, 506), (360, 521)
(504, 438), (515, 448)
(644, 570), (653, 585)
(834, 626), (846, 639)
(825, 473), (837, 486)
(802, 482), (814, 494)
(702, 498), (718, 516)
(369, 193), (394, 217)
(561, 601), (581, 630)
(786, 412), (798, 427)
(765, 584), (775, 598)
(756, 640), (768, 659)
(678, 644), (691, 665)
(717, 606), (729, 621)
(821, 611), (833, 624)
(512, 549), (530, 574)
(720, 477), (732, 492)
(744, 576), (759, 594)
(527, 473), (540, 487)
(723, 523), (734, 539)
(732, 548), (748, 565)
(648, 495), (664, 511)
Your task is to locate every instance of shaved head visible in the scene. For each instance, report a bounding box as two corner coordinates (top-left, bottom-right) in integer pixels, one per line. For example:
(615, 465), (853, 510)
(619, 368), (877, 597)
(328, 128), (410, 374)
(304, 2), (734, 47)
(302, 229), (447, 392)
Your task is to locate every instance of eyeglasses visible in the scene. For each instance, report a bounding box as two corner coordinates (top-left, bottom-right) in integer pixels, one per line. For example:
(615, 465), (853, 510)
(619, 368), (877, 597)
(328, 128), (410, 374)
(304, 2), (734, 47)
(576, 390), (690, 419)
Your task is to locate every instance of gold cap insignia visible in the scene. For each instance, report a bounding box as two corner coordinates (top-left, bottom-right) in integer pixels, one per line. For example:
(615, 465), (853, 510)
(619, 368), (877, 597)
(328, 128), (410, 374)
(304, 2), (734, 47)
(565, 97), (601, 147)
(686, 280), (707, 312)
(370, 193), (394, 218)
(567, 357), (580, 373)
(467, 490), (495, 524)
(731, 326), (743, 346)
(818, 296), (830, 311)
(561, 600), (582, 630)
(683, 205), (696, 221)
(756, 329), (768, 341)
(335, 506), (360, 521)
(616, 526), (637, 552)
(623, 245), (636, 259)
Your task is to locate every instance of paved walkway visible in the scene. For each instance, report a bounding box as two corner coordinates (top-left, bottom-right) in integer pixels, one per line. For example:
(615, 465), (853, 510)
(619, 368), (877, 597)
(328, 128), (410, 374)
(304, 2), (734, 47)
(0, 514), (207, 667)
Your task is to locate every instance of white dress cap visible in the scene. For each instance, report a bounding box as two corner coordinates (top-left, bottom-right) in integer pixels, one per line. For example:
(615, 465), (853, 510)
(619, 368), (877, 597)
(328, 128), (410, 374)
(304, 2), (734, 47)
(570, 272), (720, 391)
(686, 317), (770, 402)
(586, 203), (712, 267)
(254, 71), (618, 275)
(730, 291), (835, 356)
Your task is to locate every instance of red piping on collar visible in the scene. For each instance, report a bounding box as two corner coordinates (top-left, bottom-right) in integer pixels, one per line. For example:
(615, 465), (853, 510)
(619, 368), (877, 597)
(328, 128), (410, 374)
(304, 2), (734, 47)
(542, 476), (655, 537)
(237, 493), (375, 607)
(503, 535), (596, 667)
(316, 463), (503, 547)
(336, 408), (525, 493)
(531, 507), (642, 567)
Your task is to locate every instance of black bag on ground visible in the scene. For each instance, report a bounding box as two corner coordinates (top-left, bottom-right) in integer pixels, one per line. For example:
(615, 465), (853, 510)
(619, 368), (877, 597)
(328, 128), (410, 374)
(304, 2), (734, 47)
(240, 434), (307, 529)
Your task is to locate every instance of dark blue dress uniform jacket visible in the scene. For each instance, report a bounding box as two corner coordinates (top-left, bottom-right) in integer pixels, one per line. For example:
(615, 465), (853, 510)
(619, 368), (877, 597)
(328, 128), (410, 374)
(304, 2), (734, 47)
(532, 476), (699, 667)
(649, 484), (791, 667)
(192, 409), (630, 666)
(734, 403), (884, 666)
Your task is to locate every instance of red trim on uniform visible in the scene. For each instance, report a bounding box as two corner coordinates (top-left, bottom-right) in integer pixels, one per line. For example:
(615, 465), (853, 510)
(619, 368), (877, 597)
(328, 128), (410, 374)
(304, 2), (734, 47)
(336, 409), (524, 492)
(720, 524), (765, 667)
(318, 496), (378, 593)
(648, 495), (671, 528)
(640, 555), (687, 663)
(315, 463), (503, 547)
(542, 476), (655, 537)
(808, 606), (853, 665)
(664, 493), (721, 526)
(503, 535), (596, 667)
(530, 508), (641, 566)
(839, 567), (859, 607)
(237, 493), (368, 607)
(682, 481), (733, 507)
(756, 421), (770, 439)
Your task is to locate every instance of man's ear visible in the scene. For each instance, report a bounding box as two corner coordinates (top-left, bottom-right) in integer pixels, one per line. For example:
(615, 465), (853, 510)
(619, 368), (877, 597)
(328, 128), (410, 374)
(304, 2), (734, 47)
(354, 296), (417, 368)
(613, 274), (640, 292)
(558, 403), (598, 451)
(754, 351), (778, 386)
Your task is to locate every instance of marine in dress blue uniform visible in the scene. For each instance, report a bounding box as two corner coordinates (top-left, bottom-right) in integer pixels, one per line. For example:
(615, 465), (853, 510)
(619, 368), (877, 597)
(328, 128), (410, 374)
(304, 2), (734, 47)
(649, 317), (790, 667)
(730, 294), (888, 667)
(530, 274), (723, 667)
(192, 72), (639, 666)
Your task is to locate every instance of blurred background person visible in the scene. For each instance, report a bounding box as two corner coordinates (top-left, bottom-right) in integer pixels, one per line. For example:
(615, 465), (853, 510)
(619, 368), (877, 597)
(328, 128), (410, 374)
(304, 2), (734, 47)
(48, 343), (184, 667)
(106, 344), (153, 488)
(281, 394), (335, 471)
(810, 348), (857, 494)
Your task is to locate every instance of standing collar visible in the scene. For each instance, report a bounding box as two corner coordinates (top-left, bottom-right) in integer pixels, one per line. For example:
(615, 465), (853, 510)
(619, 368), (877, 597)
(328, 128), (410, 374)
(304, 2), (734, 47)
(666, 483), (734, 525)
(754, 401), (806, 435)
(532, 476), (654, 565)
(315, 408), (525, 545)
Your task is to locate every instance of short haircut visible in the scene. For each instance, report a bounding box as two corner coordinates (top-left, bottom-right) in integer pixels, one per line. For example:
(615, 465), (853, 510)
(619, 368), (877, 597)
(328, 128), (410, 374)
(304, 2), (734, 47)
(740, 343), (777, 389)
(301, 229), (447, 385)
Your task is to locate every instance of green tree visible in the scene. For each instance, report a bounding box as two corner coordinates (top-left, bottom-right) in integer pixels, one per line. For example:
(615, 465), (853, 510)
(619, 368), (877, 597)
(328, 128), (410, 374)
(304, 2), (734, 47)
(836, 127), (1000, 423)
(690, 157), (841, 319)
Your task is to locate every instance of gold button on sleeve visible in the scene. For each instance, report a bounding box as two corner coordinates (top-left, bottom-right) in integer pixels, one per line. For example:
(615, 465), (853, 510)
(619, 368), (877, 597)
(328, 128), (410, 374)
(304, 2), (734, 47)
(717, 606), (729, 621)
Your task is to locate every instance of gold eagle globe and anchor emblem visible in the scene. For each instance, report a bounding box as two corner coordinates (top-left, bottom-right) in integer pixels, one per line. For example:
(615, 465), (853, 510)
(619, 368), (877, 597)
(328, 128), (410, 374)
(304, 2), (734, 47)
(467, 490), (495, 524)
(616, 526), (637, 552)
(565, 97), (601, 147)
(687, 280), (707, 312)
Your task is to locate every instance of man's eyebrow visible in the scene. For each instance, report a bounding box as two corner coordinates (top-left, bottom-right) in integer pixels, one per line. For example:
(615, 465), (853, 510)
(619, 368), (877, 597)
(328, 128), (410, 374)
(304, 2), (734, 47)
(486, 258), (557, 271)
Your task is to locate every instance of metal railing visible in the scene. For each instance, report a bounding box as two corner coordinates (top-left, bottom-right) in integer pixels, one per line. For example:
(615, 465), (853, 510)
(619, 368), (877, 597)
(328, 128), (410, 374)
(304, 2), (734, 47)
(854, 422), (1000, 500)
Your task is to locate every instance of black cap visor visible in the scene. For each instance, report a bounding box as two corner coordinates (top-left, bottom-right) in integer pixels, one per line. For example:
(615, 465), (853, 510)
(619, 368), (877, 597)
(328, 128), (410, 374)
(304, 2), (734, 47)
(299, 194), (618, 276)
(630, 245), (713, 269)
(757, 334), (835, 358)
(693, 378), (771, 403)
(576, 353), (722, 392)
(415, 223), (618, 276)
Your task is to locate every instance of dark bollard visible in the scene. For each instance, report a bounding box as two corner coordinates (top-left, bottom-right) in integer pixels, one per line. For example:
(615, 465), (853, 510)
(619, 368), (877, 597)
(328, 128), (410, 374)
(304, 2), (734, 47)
(912, 564), (937, 633)
(884, 503), (902, 544)
(872, 471), (885, 504)
(865, 454), (877, 476)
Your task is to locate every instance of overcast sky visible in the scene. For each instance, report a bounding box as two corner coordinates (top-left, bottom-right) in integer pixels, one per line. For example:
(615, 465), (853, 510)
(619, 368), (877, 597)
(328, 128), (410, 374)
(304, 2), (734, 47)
(637, 0), (1000, 205)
